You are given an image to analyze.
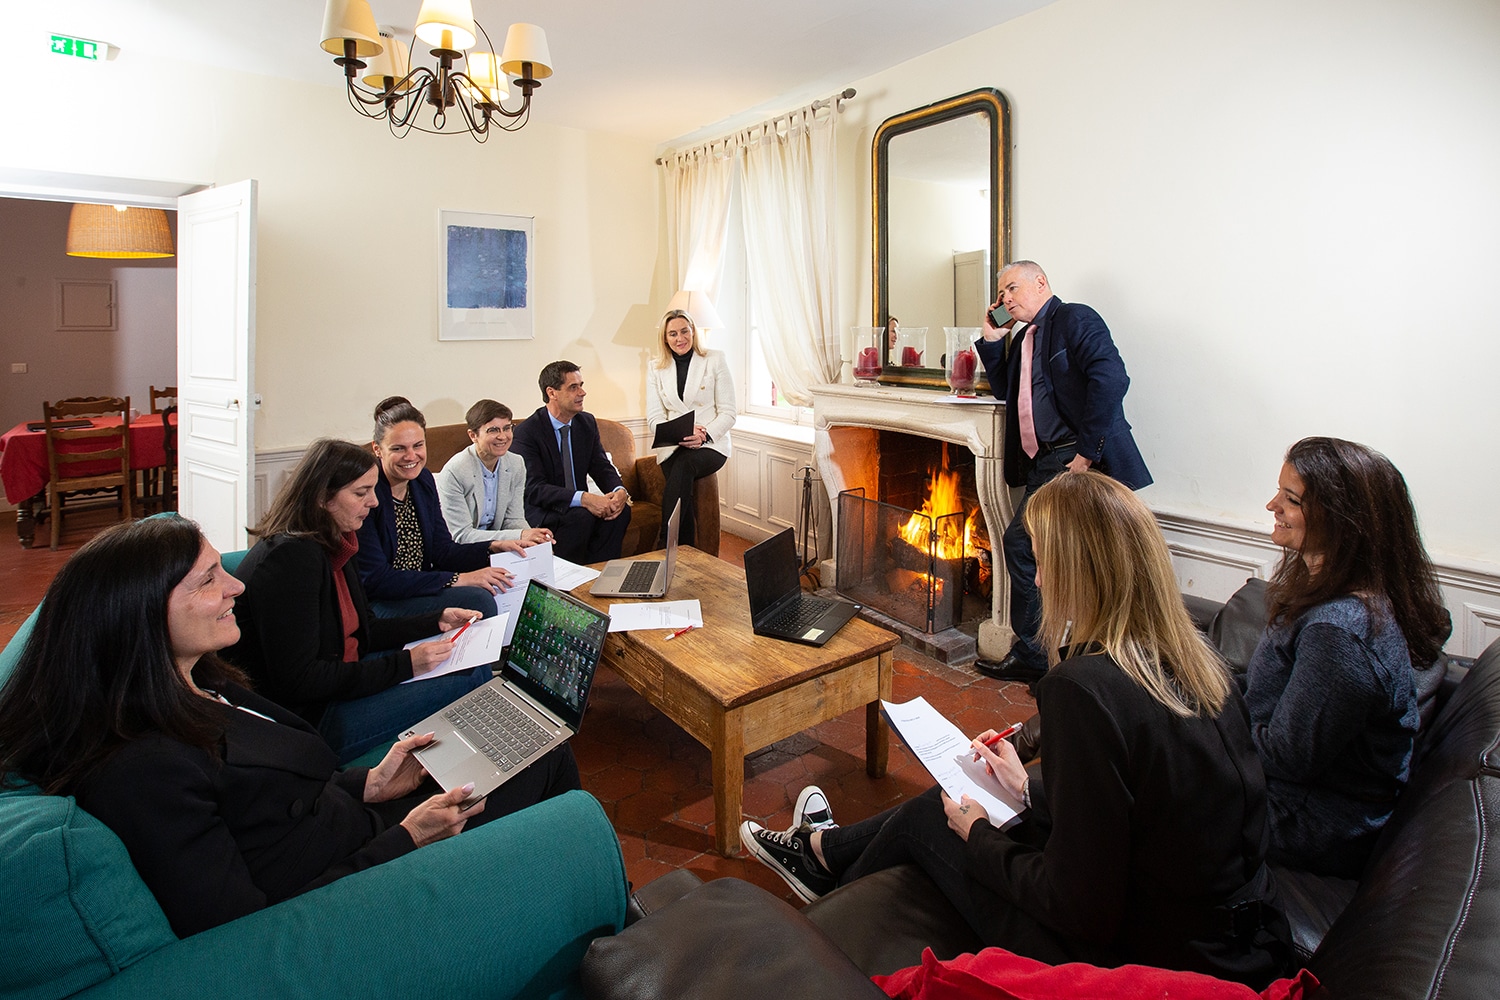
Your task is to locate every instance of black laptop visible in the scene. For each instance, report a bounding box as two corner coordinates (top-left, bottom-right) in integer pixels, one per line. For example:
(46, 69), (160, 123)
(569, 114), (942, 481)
(743, 527), (860, 647)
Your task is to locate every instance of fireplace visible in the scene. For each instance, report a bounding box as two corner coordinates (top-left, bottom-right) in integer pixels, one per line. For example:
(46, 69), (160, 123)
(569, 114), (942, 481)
(809, 383), (1015, 661)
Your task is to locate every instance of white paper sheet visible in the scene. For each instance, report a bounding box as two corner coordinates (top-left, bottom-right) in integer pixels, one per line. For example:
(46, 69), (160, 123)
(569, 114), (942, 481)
(606, 599), (703, 633)
(879, 696), (1021, 828)
(400, 613), (510, 683)
(490, 540), (554, 584)
(930, 394), (1001, 405)
(552, 556), (602, 592)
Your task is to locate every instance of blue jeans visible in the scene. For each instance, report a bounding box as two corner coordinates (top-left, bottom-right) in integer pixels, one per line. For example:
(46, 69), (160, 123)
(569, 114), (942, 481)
(370, 585), (498, 620)
(318, 662), (493, 765)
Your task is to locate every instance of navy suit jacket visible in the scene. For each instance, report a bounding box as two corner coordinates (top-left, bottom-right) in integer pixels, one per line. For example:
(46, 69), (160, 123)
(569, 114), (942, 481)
(511, 406), (625, 525)
(976, 296), (1151, 490)
(355, 466), (491, 601)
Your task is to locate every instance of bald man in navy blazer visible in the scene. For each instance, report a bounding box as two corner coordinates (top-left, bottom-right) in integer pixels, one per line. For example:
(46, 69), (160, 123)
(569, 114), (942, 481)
(974, 261), (1151, 682)
(511, 360), (632, 565)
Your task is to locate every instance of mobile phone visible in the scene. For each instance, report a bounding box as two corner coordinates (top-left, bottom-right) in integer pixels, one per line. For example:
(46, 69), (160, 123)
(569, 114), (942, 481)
(988, 305), (1009, 328)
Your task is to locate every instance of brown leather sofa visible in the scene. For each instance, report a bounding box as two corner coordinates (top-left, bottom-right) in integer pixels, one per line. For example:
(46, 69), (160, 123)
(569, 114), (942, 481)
(424, 418), (720, 558)
(580, 580), (1500, 1000)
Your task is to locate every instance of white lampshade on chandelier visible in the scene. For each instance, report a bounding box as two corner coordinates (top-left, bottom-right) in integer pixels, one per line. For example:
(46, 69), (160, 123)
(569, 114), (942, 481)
(319, 0), (553, 141)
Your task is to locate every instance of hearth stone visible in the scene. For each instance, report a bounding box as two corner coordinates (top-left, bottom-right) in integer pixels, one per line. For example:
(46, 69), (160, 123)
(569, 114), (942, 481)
(819, 588), (978, 666)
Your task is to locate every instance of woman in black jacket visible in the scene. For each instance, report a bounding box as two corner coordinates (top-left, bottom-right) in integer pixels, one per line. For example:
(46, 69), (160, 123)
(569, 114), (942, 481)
(0, 517), (574, 937)
(741, 472), (1289, 987)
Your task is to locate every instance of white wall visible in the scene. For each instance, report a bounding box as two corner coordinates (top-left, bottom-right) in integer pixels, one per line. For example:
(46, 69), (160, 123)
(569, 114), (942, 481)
(832, 0), (1500, 569)
(2, 41), (664, 452)
(0, 198), (176, 437)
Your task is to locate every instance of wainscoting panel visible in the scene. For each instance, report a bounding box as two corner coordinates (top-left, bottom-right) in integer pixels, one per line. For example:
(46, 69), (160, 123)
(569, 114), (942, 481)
(718, 425), (831, 550)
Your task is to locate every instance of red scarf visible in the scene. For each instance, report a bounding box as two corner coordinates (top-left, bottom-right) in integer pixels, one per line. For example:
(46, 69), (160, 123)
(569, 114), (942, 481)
(329, 532), (361, 663)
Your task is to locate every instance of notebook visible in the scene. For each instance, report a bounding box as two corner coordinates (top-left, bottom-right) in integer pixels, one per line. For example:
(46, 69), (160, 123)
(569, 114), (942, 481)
(743, 527), (860, 647)
(403, 580), (609, 802)
(590, 499), (680, 598)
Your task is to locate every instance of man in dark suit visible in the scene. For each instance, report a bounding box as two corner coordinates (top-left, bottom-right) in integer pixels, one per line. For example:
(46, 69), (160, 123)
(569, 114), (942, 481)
(974, 261), (1151, 682)
(511, 360), (632, 564)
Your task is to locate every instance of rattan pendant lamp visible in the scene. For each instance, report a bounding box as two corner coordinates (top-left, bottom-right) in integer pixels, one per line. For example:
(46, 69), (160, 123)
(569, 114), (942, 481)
(65, 204), (175, 259)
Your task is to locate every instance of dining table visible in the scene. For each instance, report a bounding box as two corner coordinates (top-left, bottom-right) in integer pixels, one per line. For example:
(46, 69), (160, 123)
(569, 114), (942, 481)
(0, 412), (175, 548)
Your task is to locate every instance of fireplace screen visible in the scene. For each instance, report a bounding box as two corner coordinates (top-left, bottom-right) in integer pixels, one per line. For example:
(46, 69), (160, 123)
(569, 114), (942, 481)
(836, 488), (966, 633)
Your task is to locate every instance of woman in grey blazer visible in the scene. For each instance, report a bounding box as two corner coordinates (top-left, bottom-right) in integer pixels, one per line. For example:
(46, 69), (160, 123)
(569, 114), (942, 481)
(434, 400), (554, 547)
(647, 309), (735, 548)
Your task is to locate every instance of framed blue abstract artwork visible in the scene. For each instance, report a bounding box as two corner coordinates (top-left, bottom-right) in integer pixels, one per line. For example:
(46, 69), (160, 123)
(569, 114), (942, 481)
(437, 210), (534, 340)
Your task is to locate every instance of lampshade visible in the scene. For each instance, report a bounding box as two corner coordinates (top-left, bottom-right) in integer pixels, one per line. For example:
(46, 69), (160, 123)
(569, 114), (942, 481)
(319, 0), (383, 57)
(66, 204), (175, 259)
(668, 290), (725, 333)
(361, 30), (414, 91)
(414, 0), (477, 52)
(499, 23), (553, 79)
(464, 51), (509, 104)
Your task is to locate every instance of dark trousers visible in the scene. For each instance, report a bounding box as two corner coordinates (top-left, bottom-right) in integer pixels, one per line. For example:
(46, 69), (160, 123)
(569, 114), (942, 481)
(535, 503), (632, 564)
(371, 742), (582, 830)
(818, 785), (1105, 967)
(657, 448), (725, 548)
(1002, 445), (1076, 664)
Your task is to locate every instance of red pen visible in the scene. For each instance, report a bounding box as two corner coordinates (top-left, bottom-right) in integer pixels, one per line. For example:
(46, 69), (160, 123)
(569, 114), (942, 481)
(973, 721), (1024, 759)
(449, 614), (480, 642)
(664, 625), (694, 641)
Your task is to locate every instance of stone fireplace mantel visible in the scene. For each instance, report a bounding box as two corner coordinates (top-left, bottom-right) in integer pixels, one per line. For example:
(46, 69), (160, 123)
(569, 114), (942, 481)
(809, 383), (1015, 660)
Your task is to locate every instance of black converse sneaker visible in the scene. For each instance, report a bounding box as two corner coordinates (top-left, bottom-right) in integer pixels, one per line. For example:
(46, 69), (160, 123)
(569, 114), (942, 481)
(792, 785), (836, 832)
(739, 820), (836, 903)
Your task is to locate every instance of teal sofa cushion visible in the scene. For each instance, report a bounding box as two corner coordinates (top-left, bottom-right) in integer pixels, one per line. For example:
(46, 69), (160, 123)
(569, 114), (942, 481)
(0, 786), (175, 1000)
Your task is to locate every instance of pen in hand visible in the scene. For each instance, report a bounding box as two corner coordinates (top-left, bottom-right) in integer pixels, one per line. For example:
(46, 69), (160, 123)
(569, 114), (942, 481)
(972, 721), (1024, 760)
(449, 614), (481, 643)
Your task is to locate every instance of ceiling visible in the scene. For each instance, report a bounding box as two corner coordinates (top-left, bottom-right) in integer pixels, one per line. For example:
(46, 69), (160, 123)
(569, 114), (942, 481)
(32, 0), (1054, 147)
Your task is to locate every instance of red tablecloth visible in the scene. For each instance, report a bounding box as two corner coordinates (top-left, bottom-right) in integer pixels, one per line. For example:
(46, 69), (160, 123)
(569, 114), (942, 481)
(0, 414), (173, 504)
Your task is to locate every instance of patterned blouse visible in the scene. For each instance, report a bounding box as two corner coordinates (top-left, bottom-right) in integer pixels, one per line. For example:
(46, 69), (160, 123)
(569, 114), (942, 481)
(390, 494), (425, 572)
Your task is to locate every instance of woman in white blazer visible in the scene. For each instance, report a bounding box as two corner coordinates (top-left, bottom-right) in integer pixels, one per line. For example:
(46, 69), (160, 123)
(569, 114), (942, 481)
(434, 400), (554, 547)
(646, 309), (736, 549)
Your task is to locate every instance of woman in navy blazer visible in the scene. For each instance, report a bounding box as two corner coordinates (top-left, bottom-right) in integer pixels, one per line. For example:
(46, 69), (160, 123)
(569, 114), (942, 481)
(356, 396), (522, 619)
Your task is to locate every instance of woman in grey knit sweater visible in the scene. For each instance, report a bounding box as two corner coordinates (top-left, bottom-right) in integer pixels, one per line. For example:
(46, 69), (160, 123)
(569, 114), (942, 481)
(1245, 437), (1450, 878)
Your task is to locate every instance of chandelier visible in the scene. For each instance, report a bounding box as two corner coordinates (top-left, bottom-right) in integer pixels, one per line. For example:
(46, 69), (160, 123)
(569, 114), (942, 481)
(319, 0), (553, 141)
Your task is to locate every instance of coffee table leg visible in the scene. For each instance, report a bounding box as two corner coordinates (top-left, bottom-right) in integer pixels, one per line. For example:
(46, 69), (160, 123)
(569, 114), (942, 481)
(865, 649), (894, 778)
(712, 706), (746, 856)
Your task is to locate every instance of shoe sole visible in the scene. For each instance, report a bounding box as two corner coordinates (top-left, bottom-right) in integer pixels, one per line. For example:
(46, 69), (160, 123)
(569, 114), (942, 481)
(738, 821), (825, 904)
(793, 786), (834, 831)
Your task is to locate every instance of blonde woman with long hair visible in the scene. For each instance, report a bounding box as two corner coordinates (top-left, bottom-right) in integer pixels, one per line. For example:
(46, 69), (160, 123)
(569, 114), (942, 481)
(741, 472), (1289, 987)
(645, 308), (735, 548)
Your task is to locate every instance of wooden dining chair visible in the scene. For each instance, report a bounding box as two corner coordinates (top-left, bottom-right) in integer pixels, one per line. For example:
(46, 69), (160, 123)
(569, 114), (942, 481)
(140, 404), (178, 514)
(149, 385), (177, 414)
(42, 396), (134, 550)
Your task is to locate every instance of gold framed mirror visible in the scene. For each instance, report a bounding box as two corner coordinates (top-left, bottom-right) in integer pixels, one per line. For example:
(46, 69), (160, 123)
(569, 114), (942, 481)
(872, 88), (1010, 390)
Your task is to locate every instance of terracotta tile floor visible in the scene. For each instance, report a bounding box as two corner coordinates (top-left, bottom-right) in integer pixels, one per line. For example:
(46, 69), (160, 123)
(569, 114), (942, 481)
(0, 513), (1036, 908)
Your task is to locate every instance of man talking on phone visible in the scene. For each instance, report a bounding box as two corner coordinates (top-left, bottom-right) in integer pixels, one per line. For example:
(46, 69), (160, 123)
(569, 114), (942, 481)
(973, 261), (1151, 683)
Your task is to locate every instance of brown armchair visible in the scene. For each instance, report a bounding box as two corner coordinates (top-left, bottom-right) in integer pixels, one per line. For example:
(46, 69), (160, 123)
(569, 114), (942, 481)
(424, 417), (720, 558)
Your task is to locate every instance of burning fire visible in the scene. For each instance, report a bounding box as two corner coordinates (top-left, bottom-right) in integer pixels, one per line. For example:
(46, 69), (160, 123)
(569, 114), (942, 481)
(898, 468), (978, 561)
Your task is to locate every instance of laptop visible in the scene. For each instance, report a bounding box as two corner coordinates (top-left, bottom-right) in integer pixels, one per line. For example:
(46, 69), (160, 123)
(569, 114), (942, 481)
(590, 499), (680, 598)
(403, 580), (610, 802)
(744, 527), (861, 647)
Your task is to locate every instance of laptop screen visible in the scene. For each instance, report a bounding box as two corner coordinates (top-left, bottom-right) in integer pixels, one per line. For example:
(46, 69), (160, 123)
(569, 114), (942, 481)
(502, 581), (610, 729)
(743, 527), (801, 620)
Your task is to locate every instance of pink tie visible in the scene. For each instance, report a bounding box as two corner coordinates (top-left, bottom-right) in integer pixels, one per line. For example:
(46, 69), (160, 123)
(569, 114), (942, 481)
(1017, 324), (1039, 458)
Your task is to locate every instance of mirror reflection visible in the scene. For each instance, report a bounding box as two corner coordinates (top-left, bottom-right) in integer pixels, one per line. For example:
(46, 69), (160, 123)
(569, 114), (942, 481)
(886, 112), (991, 371)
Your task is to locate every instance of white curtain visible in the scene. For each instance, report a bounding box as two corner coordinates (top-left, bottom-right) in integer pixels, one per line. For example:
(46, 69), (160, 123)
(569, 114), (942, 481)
(737, 106), (841, 407)
(663, 142), (735, 303)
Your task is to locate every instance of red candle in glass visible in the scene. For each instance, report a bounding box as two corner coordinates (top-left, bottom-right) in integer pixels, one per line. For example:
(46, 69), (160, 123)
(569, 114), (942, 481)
(855, 346), (881, 379)
(950, 347), (977, 391)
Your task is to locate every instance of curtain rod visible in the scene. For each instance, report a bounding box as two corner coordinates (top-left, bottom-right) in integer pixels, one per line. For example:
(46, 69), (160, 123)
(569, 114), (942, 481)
(656, 88), (856, 166)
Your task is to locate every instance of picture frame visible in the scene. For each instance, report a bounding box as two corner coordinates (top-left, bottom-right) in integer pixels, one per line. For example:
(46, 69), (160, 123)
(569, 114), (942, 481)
(437, 210), (534, 341)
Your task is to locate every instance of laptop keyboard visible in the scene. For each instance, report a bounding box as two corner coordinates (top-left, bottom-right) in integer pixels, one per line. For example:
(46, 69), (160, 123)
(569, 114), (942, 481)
(620, 560), (660, 593)
(445, 687), (553, 772)
(764, 596), (833, 634)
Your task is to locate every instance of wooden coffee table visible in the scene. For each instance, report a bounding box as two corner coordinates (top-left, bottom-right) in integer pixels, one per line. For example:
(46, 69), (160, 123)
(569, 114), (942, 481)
(572, 546), (898, 855)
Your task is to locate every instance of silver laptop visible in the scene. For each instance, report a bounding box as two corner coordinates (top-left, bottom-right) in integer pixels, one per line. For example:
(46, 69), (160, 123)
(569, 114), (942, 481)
(402, 580), (609, 802)
(590, 499), (680, 598)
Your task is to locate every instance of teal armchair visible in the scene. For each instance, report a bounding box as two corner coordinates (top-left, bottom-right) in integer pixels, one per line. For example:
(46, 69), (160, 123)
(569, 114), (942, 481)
(1, 584), (628, 1000)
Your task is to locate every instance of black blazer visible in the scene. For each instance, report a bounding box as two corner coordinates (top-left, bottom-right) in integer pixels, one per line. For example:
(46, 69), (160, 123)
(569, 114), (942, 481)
(72, 683), (415, 938)
(223, 533), (439, 726)
(511, 406), (625, 524)
(975, 297), (1151, 490)
(356, 466), (492, 601)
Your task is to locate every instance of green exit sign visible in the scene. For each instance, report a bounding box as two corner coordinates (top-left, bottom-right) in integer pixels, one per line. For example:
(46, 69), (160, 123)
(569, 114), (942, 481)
(51, 34), (102, 60)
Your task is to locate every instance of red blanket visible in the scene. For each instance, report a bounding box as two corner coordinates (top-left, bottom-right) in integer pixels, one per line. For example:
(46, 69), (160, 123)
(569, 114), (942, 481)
(875, 948), (1321, 1000)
